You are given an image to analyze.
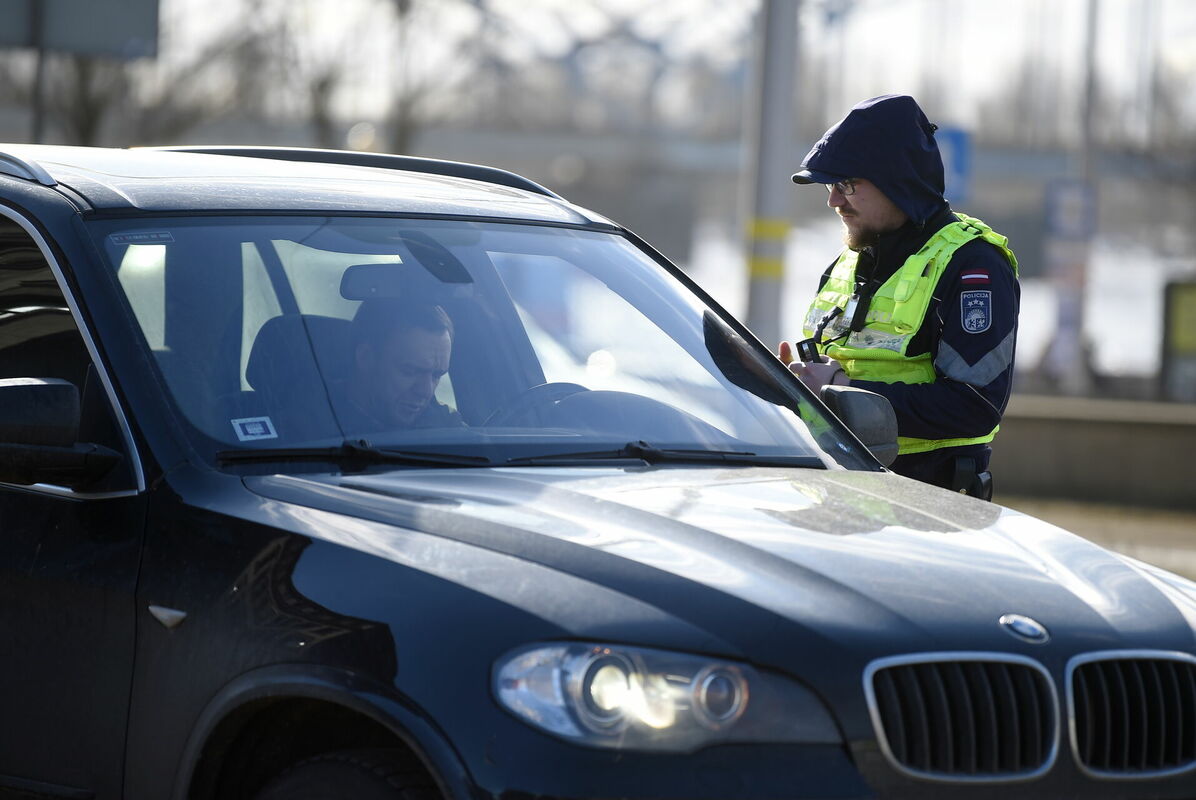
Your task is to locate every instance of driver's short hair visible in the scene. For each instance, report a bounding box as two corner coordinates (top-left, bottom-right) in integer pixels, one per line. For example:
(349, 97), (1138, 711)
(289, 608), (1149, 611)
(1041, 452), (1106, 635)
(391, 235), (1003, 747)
(351, 298), (454, 352)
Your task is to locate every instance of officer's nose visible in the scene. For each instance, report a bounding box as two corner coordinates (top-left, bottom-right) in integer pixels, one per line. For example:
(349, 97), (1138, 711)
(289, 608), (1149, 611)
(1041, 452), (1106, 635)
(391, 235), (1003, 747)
(826, 185), (848, 209)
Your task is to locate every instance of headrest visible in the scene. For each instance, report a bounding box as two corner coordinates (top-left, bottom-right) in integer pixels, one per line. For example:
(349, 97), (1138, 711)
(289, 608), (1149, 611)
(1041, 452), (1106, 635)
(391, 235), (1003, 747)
(246, 315), (352, 392)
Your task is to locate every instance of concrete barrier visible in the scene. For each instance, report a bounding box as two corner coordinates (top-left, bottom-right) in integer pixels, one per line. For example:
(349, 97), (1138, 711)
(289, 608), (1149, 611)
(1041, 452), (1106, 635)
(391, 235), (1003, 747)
(990, 394), (1196, 510)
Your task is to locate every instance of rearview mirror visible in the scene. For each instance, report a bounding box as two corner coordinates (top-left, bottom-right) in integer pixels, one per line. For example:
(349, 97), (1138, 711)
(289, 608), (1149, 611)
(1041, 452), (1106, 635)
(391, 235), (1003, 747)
(819, 385), (899, 467)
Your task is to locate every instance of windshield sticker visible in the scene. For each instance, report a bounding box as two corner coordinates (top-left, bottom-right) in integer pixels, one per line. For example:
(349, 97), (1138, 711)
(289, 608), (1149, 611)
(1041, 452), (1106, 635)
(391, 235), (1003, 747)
(109, 231), (175, 245)
(231, 416), (278, 442)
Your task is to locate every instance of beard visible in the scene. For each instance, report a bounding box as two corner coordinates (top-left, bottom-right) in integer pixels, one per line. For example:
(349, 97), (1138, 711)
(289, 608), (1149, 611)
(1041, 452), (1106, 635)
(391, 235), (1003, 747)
(842, 221), (881, 251)
(840, 210), (907, 251)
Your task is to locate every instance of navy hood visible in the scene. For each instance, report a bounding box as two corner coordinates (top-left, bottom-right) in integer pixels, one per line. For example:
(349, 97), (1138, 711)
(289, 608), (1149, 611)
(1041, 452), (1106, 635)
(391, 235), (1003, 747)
(792, 94), (947, 226)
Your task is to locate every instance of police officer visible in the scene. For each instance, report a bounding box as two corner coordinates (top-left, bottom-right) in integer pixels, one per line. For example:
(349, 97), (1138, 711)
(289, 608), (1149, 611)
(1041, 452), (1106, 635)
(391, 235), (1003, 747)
(780, 95), (1020, 499)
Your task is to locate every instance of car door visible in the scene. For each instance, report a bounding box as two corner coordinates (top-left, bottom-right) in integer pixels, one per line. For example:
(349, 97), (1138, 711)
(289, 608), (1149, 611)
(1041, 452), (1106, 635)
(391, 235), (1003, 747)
(0, 211), (146, 798)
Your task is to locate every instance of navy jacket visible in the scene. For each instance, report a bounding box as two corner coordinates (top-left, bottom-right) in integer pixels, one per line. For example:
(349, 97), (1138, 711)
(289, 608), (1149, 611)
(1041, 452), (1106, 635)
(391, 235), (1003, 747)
(794, 95), (1020, 487)
(817, 207), (1020, 484)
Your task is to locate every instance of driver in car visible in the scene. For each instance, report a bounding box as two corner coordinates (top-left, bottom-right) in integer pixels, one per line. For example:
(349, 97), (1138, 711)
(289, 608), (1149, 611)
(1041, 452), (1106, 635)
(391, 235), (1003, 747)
(338, 298), (465, 431)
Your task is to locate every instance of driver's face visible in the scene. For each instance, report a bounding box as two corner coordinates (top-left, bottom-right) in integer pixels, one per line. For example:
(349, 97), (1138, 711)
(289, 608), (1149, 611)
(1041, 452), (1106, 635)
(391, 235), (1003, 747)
(364, 326), (451, 426)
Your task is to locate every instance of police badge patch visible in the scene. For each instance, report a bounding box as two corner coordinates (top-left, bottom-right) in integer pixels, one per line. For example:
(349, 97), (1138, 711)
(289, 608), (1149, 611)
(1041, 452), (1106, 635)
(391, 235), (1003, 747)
(961, 290), (992, 333)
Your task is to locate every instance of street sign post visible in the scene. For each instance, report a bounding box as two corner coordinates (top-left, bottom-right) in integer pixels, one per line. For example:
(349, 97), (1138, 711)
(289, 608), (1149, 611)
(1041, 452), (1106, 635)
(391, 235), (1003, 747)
(1042, 177), (1099, 394)
(0, 0), (158, 142)
(0, 0), (158, 57)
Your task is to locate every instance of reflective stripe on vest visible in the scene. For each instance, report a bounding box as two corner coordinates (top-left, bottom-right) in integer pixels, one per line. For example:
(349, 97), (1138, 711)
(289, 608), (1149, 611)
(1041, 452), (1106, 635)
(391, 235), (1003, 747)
(802, 213), (1018, 456)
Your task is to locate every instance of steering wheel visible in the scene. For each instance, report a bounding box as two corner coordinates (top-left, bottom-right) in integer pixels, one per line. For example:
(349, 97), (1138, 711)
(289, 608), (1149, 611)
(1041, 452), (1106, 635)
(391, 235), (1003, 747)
(482, 382), (588, 427)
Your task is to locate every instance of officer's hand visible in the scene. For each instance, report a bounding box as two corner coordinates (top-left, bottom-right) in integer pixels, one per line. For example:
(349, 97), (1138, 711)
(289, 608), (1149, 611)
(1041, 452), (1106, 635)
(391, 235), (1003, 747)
(787, 358), (847, 393)
(778, 340), (796, 366)
(779, 340), (834, 365)
(778, 340), (830, 366)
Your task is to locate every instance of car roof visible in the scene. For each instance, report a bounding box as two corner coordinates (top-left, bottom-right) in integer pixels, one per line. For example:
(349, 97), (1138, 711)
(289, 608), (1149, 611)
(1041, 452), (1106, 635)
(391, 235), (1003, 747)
(0, 144), (610, 226)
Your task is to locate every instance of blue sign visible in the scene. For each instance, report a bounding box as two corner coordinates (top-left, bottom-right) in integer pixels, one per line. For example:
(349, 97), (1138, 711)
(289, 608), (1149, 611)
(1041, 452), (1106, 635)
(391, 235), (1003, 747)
(936, 127), (972, 205)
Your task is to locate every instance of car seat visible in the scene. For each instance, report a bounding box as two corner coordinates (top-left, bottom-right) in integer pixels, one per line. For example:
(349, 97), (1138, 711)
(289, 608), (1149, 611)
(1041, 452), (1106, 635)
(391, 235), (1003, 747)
(243, 314), (352, 443)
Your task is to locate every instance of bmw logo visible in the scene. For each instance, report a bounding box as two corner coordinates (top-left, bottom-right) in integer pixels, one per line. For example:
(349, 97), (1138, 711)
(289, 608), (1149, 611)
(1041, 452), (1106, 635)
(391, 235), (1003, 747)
(999, 613), (1050, 644)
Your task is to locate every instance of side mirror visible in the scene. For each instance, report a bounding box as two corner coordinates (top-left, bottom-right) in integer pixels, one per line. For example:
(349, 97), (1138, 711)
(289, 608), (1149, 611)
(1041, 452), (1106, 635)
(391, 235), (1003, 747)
(819, 385), (899, 467)
(0, 377), (80, 444)
(0, 378), (120, 487)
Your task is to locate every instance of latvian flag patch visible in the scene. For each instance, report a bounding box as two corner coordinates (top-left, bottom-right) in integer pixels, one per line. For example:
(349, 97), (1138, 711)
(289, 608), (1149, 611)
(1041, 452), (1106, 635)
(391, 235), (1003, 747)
(961, 268), (990, 285)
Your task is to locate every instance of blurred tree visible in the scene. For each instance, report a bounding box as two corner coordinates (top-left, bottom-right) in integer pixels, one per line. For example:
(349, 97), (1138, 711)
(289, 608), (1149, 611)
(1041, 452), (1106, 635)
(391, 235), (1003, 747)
(307, 68), (340, 149)
(381, 0), (485, 154)
(46, 56), (127, 147)
(974, 47), (1194, 180)
(973, 58), (1069, 149)
(262, 0), (497, 153)
(1142, 61), (1196, 171)
(424, 0), (753, 262)
(276, 1), (375, 149)
(0, 0), (283, 145)
(454, 0), (751, 138)
(126, 18), (281, 145)
(0, 0), (755, 152)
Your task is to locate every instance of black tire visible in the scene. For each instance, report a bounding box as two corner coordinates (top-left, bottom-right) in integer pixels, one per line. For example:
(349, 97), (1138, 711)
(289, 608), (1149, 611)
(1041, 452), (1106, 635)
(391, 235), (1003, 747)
(254, 748), (439, 800)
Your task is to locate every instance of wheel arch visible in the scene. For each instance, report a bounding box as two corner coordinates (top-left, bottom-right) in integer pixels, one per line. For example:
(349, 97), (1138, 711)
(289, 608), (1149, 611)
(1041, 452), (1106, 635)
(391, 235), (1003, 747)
(173, 664), (473, 800)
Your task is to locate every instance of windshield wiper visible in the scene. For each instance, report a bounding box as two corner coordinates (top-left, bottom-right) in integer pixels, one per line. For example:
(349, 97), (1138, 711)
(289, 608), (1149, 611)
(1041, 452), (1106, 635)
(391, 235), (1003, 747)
(504, 440), (825, 468)
(217, 439), (491, 468)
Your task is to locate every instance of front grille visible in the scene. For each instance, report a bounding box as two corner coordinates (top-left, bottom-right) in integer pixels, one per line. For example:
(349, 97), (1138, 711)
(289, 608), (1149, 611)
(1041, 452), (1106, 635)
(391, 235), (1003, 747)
(1071, 655), (1196, 775)
(867, 656), (1057, 779)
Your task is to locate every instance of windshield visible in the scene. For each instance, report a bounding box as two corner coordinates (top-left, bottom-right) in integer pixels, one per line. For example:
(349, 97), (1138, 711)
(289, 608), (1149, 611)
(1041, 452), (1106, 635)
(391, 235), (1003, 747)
(88, 217), (873, 470)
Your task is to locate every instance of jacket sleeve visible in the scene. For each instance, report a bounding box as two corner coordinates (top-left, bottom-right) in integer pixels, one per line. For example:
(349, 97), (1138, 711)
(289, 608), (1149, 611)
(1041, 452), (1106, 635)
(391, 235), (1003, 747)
(848, 238), (1020, 441)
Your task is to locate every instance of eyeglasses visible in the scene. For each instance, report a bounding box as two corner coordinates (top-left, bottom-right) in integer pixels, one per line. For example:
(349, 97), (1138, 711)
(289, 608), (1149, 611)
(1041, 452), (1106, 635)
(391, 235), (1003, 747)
(824, 178), (858, 196)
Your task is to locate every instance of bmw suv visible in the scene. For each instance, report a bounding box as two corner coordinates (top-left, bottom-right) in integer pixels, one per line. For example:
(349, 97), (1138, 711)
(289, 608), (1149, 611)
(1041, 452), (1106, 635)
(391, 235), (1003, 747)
(0, 144), (1193, 799)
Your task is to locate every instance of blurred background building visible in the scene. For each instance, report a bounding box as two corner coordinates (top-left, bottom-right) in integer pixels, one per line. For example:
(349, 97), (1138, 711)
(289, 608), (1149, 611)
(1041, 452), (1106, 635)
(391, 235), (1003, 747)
(2, 0), (1195, 559)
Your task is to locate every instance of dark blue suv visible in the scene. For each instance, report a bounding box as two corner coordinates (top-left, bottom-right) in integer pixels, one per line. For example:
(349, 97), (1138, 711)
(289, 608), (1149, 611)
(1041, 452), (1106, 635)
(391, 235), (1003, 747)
(0, 144), (1193, 800)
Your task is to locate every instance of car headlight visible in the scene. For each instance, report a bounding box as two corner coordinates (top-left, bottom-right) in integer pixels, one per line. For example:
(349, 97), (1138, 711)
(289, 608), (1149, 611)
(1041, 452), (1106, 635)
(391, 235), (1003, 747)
(493, 642), (841, 752)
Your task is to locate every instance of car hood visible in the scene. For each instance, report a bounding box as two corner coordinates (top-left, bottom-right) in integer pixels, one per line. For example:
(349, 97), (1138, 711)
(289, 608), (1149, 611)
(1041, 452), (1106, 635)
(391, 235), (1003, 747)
(245, 466), (1196, 663)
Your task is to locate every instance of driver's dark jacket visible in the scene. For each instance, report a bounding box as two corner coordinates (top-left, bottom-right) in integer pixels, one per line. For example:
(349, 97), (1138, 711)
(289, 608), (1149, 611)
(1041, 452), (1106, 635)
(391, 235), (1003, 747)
(823, 206), (1020, 487)
(330, 381), (466, 435)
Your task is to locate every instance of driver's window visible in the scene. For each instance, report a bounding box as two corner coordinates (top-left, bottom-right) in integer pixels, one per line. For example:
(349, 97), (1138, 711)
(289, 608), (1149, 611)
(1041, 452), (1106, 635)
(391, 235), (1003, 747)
(0, 218), (134, 491)
(0, 243), (91, 387)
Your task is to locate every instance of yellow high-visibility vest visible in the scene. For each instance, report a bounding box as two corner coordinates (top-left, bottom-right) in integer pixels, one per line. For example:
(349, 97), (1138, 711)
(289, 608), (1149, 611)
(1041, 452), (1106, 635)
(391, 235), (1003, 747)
(801, 213), (1018, 455)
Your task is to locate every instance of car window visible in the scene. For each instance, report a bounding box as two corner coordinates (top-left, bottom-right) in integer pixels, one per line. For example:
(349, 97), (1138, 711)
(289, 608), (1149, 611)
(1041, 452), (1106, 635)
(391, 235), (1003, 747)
(0, 216), (136, 492)
(494, 254), (755, 437)
(240, 245), (285, 390)
(89, 217), (870, 470)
